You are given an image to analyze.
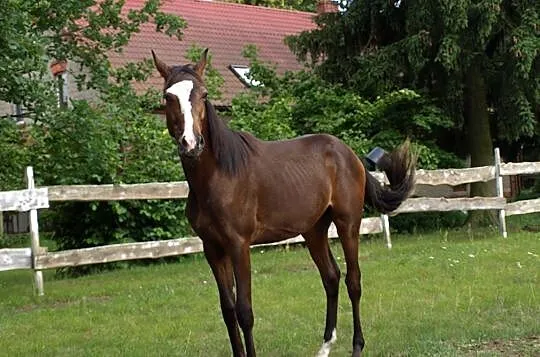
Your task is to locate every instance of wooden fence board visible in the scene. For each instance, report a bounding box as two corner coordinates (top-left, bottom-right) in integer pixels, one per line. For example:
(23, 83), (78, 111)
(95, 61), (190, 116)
(394, 197), (506, 213)
(0, 248), (32, 271)
(415, 167), (494, 186)
(46, 182), (190, 201)
(505, 198), (540, 216)
(35, 238), (203, 269)
(372, 167), (494, 186)
(500, 162), (540, 176)
(0, 188), (49, 212)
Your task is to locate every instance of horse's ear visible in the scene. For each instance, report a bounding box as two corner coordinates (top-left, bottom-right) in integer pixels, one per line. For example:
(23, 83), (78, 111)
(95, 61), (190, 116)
(151, 50), (170, 79)
(194, 48), (208, 78)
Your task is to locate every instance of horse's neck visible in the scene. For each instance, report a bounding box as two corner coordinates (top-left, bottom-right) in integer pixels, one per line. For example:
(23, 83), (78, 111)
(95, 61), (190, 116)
(181, 148), (216, 193)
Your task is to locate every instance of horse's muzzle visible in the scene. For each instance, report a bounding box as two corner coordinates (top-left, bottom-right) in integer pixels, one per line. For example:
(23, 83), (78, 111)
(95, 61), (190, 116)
(178, 135), (205, 158)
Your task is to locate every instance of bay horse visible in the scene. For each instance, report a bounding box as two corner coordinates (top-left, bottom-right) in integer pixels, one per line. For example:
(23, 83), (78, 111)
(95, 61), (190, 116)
(152, 49), (415, 357)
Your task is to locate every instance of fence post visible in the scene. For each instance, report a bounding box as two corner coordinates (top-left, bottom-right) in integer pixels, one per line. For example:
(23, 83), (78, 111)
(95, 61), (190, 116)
(26, 166), (44, 295)
(493, 148), (507, 238)
(381, 214), (391, 249)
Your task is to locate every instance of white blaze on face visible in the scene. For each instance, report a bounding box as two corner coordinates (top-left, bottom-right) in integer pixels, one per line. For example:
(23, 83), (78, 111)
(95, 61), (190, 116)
(166, 80), (196, 151)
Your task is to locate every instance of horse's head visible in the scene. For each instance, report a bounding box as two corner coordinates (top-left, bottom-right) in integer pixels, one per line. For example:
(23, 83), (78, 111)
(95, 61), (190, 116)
(152, 49), (209, 158)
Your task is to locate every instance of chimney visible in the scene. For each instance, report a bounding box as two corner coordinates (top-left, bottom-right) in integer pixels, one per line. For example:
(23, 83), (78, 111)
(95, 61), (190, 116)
(317, 0), (338, 14)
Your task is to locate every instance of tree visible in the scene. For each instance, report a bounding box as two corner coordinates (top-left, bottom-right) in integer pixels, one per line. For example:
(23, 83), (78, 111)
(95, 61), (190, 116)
(230, 46), (460, 169)
(0, 0), (184, 122)
(287, 0), (539, 224)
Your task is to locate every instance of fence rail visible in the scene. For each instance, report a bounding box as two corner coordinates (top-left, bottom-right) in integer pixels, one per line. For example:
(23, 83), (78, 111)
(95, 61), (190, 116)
(0, 188), (49, 212)
(47, 182), (189, 201)
(1, 148), (539, 295)
(505, 198), (540, 216)
(0, 248), (31, 272)
(394, 197), (506, 213)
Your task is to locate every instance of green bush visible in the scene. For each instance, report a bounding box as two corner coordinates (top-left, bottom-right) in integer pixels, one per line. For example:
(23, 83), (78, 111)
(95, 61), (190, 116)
(31, 88), (192, 271)
(230, 46), (462, 170)
(0, 120), (31, 191)
(0, 233), (28, 249)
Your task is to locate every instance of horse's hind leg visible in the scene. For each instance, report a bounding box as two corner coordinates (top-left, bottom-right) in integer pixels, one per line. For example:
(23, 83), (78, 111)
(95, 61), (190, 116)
(334, 216), (365, 357)
(302, 212), (340, 357)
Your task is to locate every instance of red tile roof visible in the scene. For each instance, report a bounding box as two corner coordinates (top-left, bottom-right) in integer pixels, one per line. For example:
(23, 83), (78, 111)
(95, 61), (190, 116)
(111, 0), (316, 106)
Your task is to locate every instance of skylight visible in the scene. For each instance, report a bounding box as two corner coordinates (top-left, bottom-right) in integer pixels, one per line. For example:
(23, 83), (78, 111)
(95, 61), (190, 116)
(229, 65), (261, 87)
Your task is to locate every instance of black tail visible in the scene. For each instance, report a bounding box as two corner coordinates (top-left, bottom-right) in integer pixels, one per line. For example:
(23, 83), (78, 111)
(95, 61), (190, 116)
(365, 140), (416, 214)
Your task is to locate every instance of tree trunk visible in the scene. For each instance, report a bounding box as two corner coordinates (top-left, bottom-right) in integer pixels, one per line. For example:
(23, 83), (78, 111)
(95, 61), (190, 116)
(464, 60), (497, 226)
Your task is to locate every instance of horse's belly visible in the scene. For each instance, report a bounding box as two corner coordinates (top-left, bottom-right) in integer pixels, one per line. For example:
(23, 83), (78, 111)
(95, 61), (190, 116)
(251, 227), (302, 245)
(251, 206), (325, 245)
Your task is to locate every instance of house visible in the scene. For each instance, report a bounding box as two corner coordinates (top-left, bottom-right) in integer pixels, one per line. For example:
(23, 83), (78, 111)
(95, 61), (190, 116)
(107, 0), (326, 107)
(4, 0), (331, 119)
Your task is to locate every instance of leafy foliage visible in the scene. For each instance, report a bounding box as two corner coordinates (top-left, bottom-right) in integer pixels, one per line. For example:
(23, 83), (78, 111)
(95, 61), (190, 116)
(0, 121), (32, 191)
(0, 0), (185, 121)
(230, 46), (461, 169)
(29, 86), (191, 256)
(0, 1), (199, 266)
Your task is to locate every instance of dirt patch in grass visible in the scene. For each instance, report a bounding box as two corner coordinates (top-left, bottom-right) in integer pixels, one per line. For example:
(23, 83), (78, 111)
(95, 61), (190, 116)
(459, 335), (539, 356)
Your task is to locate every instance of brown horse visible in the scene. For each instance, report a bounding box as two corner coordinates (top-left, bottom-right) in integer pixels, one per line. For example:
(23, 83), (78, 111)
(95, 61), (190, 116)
(152, 49), (415, 357)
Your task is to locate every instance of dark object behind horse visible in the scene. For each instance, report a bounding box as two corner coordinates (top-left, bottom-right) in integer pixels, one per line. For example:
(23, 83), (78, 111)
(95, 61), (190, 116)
(153, 49), (416, 357)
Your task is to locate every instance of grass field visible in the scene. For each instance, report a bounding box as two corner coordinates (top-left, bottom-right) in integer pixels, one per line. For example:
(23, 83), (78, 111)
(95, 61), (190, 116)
(1, 224), (538, 356)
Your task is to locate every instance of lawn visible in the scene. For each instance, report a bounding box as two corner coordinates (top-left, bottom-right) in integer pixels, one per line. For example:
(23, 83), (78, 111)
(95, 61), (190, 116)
(0, 225), (538, 356)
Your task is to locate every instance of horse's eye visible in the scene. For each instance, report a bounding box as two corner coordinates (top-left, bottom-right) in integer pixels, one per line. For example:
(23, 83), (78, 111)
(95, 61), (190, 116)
(202, 90), (208, 100)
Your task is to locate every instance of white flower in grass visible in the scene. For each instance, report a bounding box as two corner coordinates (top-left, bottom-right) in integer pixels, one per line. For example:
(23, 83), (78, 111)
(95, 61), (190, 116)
(429, 256), (435, 260)
(516, 262), (522, 269)
(468, 254), (475, 258)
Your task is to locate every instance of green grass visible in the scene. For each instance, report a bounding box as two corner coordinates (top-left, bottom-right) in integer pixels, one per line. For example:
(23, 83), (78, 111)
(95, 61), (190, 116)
(1, 226), (538, 356)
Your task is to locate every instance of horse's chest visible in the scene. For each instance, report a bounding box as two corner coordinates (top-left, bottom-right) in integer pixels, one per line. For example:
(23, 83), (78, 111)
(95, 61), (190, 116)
(186, 193), (253, 240)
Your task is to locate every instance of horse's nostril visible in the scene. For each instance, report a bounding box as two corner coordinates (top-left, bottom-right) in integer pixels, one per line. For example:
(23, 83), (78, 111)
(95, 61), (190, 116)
(181, 137), (189, 148)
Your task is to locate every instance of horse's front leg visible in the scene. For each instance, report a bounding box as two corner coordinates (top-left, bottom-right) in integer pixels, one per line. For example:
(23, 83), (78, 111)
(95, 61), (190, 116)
(231, 242), (256, 357)
(203, 241), (245, 357)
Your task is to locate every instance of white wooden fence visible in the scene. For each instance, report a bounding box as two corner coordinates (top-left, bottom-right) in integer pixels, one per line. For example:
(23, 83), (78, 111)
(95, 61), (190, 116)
(1, 148), (539, 296)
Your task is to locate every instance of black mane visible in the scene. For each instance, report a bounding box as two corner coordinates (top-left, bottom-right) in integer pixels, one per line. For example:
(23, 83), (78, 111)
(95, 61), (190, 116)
(205, 100), (257, 176)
